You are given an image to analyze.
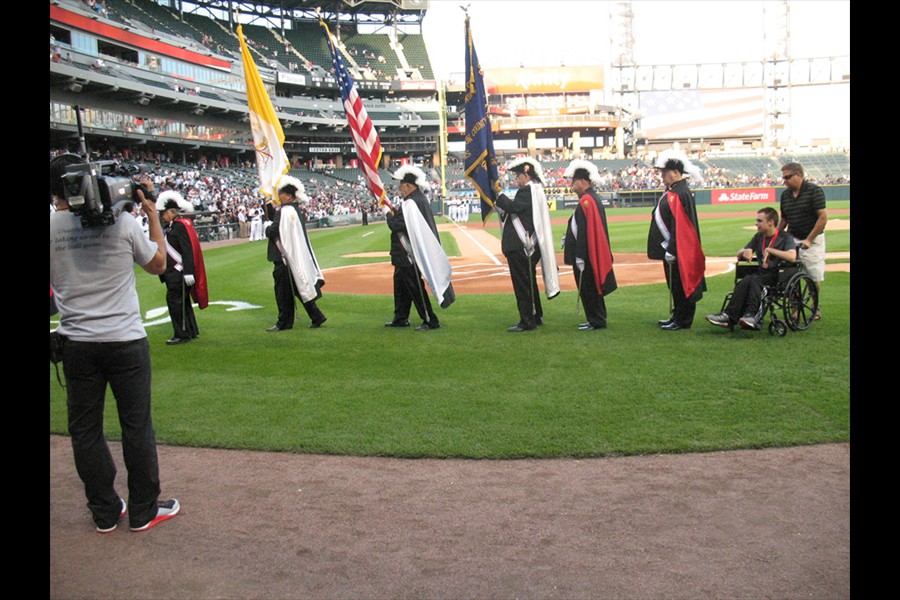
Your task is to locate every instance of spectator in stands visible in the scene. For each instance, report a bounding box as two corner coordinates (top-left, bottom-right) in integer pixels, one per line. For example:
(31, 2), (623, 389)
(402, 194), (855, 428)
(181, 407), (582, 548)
(779, 162), (826, 319)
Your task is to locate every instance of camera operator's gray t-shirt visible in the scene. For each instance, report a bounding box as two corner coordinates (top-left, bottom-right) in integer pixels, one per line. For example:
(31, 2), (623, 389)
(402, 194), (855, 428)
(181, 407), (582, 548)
(50, 211), (158, 342)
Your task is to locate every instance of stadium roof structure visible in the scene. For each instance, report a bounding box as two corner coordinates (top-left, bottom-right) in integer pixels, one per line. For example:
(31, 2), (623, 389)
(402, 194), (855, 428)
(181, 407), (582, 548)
(183, 0), (429, 23)
(51, 0), (441, 160)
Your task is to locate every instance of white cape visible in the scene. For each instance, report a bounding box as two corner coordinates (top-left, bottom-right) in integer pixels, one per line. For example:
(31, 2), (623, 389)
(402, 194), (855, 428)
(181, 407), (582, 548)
(530, 183), (560, 299)
(402, 199), (455, 308)
(279, 204), (324, 303)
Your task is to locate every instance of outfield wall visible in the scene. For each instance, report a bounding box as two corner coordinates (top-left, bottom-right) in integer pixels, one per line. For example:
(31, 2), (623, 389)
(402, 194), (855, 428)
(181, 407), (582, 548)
(605, 184), (850, 208)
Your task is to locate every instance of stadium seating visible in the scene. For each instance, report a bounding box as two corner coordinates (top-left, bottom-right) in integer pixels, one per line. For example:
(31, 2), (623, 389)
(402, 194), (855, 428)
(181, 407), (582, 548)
(778, 153), (850, 181)
(398, 34), (434, 79)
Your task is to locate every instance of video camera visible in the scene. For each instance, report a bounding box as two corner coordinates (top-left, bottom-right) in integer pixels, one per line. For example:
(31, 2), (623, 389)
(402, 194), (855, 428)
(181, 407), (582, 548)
(50, 153), (152, 228)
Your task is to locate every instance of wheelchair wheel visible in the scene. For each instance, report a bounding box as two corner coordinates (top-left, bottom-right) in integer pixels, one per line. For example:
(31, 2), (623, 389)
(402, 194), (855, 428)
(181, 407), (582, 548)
(783, 272), (819, 331)
(769, 319), (788, 337)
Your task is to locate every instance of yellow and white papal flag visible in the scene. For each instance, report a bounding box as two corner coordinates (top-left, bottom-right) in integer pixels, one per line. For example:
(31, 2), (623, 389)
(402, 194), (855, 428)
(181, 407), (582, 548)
(237, 24), (290, 199)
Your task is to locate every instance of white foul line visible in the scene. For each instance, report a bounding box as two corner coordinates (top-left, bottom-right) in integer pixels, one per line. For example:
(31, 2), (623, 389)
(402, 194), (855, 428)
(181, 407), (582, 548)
(451, 221), (503, 266)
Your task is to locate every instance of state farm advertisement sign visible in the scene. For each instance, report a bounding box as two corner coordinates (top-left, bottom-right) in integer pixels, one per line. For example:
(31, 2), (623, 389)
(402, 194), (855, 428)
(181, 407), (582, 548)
(711, 188), (777, 204)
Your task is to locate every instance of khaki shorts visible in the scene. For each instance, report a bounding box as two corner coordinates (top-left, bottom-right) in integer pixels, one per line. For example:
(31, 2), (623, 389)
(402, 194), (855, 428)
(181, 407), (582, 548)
(798, 234), (825, 282)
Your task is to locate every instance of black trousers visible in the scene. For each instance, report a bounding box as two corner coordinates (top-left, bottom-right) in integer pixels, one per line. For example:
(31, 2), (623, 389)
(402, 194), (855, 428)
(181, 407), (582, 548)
(164, 272), (198, 340)
(724, 271), (777, 322)
(392, 263), (438, 325)
(664, 261), (696, 328)
(506, 249), (543, 327)
(273, 261), (325, 328)
(574, 265), (607, 327)
(63, 337), (161, 529)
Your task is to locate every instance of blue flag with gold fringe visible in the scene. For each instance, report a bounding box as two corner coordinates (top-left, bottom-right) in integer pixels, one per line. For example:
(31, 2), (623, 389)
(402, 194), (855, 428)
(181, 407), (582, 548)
(463, 15), (500, 224)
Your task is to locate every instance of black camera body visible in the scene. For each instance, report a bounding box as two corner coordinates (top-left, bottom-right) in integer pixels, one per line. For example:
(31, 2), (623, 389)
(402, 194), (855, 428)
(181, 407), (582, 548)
(50, 154), (151, 228)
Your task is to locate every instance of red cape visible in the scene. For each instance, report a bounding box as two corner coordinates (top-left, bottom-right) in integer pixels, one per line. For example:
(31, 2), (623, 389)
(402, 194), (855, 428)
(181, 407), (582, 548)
(666, 191), (705, 300)
(175, 217), (209, 309)
(579, 194), (614, 295)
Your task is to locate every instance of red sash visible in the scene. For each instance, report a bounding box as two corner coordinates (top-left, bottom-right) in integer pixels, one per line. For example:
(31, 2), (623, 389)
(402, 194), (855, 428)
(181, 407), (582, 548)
(666, 191), (705, 300)
(175, 217), (208, 309)
(580, 194), (614, 295)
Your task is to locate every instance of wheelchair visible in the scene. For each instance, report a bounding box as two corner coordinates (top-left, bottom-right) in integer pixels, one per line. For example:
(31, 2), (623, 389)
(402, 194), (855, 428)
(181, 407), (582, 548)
(719, 258), (819, 337)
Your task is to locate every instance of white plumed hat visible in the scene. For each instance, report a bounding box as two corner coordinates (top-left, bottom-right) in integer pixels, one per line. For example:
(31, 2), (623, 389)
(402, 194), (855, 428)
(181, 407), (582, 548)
(392, 164), (431, 191)
(156, 190), (193, 212)
(506, 156), (545, 185)
(564, 159), (603, 189)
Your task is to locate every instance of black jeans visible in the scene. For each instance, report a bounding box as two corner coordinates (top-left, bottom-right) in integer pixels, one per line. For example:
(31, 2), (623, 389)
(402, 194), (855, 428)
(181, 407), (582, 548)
(63, 337), (161, 529)
(725, 271), (778, 322)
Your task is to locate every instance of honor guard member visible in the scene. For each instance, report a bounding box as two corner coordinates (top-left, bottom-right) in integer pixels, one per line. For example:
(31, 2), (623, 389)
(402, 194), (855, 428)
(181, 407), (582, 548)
(157, 191), (204, 345)
(384, 165), (455, 330)
(494, 157), (560, 332)
(563, 160), (617, 330)
(265, 177), (327, 331)
(648, 149), (706, 330)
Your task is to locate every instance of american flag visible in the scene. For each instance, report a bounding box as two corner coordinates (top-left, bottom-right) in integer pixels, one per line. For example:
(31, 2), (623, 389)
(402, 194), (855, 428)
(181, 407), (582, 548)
(320, 20), (388, 208)
(639, 88), (764, 139)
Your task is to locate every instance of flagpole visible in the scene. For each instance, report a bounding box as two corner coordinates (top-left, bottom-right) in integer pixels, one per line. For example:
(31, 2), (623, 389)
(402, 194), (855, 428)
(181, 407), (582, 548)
(437, 80), (448, 213)
(462, 11), (500, 226)
(576, 266), (584, 315)
(236, 18), (290, 200)
(319, 15), (392, 213)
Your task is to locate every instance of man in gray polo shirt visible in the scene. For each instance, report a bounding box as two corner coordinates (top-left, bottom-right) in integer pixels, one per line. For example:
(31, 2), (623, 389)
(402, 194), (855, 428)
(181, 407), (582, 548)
(50, 158), (180, 533)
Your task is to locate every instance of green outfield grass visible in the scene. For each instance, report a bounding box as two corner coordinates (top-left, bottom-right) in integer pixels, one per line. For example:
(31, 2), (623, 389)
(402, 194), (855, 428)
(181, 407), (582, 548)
(50, 206), (850, 458)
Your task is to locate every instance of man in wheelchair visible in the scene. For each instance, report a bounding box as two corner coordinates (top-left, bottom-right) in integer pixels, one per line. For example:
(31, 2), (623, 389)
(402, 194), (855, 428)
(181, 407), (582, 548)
(706, 207), (798, 331)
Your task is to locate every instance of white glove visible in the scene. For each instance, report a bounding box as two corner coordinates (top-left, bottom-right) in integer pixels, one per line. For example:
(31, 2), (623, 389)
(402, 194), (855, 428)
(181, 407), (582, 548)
(184, 274), (196, 287)
(575, 258), (585, 272)
(381, 204), (392, 215)
(664, 252), (676, 264)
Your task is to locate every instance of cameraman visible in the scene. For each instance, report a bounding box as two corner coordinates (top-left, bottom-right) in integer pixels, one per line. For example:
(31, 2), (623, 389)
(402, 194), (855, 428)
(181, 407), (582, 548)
(50, 160), (180, 533)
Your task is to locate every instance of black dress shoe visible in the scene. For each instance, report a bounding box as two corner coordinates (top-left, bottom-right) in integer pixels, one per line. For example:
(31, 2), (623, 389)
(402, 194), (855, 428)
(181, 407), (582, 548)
(415, 322), (439, 331)
(660, 322), (686, 330)
(578, 323), (606, 331)
(309, 317), (327, 329)
(657, 318), (674, 326)
(507, 322), (536, 332)
(535, 317), (544, 326)
(266, 325), (291, 332)
(384, 320), (410, 328)
(166, 337), (190, 345)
